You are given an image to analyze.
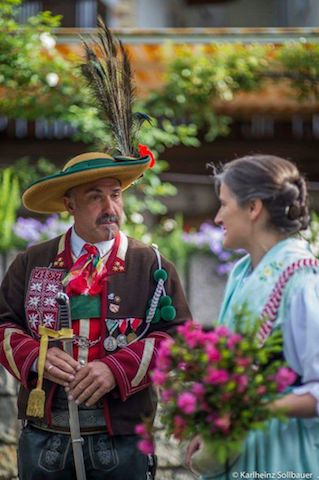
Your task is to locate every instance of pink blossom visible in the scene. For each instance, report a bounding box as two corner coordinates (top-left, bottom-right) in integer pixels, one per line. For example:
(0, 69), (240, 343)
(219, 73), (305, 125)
(186, 330), (206, 348)
(156, 339), (173, 369)
(214, 325), (231, 337)
(174, 415), (187, 429)
(135, 423), (147, 436)
(138, 439), (155, 455)
(257, 385), (267, 396)
(237, 374), (249, 393)
(204, 368), (229, 385)
(205, 344), (221, 362)
(205, 331), (220, 344)
(236, 356), (253, 367)
(191, 382), (205, 398)
(159, 338), (174, 354)
(177, 392), (197, 414)
(151, 369), (167, 386)
(161, 389), (174, 402)
(227, 334), (242, 349)
(157, 338), (174, 358)
(173, 415), (187, 438)
(214, 414), (231, 433)
(275, 367), (297, 392)
(177, 361), (187, 371)
(177, 321), (206, 348)
(177, 320), (199, 337)
(156, 354), (171, 370)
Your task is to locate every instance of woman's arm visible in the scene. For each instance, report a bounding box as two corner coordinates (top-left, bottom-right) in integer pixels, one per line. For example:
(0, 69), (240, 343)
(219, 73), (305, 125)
(276, 275), (319, 419)
(268, 392), (317, 418)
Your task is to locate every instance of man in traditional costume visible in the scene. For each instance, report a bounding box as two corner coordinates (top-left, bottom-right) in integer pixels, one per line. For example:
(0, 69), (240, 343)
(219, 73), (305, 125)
(0, 22), (191, 480)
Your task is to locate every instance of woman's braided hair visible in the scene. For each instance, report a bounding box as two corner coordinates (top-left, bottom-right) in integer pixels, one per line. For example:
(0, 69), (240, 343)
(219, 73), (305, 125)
(213, 155), (310, 234)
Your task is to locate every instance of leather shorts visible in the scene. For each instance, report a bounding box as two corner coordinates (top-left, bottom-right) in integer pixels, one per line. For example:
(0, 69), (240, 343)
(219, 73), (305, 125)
(18, 424), (157, 480)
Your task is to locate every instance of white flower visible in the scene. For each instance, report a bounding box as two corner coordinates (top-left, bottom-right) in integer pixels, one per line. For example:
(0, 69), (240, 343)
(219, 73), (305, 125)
(43, 313), (55, 327)
(162, 219), (176, 232)
(28, 296), (40, 307)
(30, 282), (42, 292)
(40, 32), (56, 50)
(46, 73), (59, 87)
(29, 313), (39, 329)
(46, 283), (58, 293)
(44, 298), (56, 307)
(130, 213), (144, 224)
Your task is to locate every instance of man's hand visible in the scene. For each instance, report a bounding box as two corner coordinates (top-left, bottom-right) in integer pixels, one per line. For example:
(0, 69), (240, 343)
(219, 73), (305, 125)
(66, 361), (116, 407)
(44, 347), (80, 386)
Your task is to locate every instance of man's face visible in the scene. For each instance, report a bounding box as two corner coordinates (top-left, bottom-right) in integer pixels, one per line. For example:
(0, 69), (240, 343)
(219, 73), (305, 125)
(64, 177), (123, 243)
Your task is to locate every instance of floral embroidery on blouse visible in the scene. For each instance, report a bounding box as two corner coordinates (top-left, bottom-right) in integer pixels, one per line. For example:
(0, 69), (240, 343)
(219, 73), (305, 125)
(259, 261), (284, 281)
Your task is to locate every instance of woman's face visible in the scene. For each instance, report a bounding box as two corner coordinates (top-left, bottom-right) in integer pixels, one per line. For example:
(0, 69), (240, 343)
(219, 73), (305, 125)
(214, 182), (252, 250)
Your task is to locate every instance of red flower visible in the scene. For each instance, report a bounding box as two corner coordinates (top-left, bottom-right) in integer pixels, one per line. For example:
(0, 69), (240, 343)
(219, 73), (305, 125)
(138, 144), (156, 168)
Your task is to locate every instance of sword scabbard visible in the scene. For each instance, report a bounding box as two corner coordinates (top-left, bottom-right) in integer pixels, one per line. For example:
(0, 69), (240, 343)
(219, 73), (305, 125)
(56, 292), (87, 480)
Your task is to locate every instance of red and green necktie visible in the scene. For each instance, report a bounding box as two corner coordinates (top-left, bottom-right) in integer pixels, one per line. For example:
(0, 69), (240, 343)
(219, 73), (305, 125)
(62, 243), (107, 296)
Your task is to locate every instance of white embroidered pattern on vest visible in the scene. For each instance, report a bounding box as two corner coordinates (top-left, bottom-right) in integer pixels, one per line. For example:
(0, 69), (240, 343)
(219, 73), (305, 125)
(25, 268), (64, 336)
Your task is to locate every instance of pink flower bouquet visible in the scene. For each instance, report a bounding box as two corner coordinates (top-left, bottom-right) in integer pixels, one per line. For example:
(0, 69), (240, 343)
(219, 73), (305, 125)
(137, 315), (297, 464)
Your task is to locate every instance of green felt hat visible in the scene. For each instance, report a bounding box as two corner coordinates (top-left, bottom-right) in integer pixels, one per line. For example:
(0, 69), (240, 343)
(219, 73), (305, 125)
(22, 151), (151, 214)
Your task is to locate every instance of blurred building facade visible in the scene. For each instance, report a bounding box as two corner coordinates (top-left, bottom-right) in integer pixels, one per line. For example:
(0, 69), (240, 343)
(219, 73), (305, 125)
(17, 0), (319, 28)
(1, 1), (319, 225)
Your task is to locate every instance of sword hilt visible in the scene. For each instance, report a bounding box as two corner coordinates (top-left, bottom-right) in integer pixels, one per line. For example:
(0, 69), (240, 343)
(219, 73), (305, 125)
(55, 291), (72, 330)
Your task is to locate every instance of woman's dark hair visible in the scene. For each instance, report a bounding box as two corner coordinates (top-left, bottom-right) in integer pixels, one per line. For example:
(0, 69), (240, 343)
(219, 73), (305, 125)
(212, 155), (310, 234)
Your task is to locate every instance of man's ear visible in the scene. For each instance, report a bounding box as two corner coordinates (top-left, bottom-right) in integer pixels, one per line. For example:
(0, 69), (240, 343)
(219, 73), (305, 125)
(249, 198), (263, 221)
(63, 196), (75, 215)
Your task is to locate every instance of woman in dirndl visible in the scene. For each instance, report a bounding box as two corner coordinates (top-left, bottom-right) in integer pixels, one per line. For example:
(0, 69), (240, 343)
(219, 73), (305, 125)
(186, 155), (319, 478)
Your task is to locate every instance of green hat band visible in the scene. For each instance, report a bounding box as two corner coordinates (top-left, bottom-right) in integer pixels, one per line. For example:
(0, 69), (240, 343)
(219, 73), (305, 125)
(27, 155), (150, 189)
(63, 158), (116, 173)
(63, 156), (149, 174)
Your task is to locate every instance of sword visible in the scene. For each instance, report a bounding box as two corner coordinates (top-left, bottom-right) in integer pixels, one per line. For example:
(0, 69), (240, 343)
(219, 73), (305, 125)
(55, 292), (87, 480)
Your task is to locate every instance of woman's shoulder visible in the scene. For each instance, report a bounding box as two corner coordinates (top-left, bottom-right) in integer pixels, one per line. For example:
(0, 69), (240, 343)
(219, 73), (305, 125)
(281, 261), (319, 313)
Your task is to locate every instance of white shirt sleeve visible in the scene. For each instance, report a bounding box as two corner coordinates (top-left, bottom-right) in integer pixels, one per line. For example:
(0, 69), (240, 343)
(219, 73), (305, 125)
(31, 358), (38, 372)
(283, 276), (319, 414)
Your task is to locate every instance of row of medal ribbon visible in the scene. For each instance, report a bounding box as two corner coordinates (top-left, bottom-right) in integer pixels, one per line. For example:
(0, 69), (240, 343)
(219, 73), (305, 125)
(104, 318), (143, 351)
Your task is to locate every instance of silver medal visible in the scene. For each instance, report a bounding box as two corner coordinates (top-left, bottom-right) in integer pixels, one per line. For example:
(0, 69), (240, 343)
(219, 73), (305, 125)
(109, 303), (120, 313)
(103, 336), (118, 352)
(116, 334), (128, 348)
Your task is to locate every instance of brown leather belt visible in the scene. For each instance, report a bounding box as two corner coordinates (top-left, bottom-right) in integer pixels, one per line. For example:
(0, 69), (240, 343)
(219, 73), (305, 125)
(28, 406), (107, 432)
(28, 385), (107, 434)
(28, 422), (108, 435)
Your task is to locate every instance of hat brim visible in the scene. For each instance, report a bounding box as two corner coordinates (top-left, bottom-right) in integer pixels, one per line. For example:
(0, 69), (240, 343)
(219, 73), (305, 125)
(22, 156), (150, 214)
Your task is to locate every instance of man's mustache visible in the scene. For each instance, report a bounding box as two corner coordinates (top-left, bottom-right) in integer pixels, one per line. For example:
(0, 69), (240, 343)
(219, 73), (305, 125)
(96, 214), (119, 225)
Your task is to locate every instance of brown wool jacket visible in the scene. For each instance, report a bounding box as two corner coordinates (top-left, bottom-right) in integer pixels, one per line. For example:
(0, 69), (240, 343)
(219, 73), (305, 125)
(0, 233), (191, 435)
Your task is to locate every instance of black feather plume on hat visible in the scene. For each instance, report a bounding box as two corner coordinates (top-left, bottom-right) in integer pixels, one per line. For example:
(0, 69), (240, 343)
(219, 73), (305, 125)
(81, 18), (151, 158)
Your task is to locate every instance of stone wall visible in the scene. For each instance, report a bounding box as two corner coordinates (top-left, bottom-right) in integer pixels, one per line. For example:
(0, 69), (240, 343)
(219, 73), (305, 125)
(187, 253), (226, 326)
(0, 369), (18, 480)
(155, 434), (194, 479)
(0, 251), (20, 480)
